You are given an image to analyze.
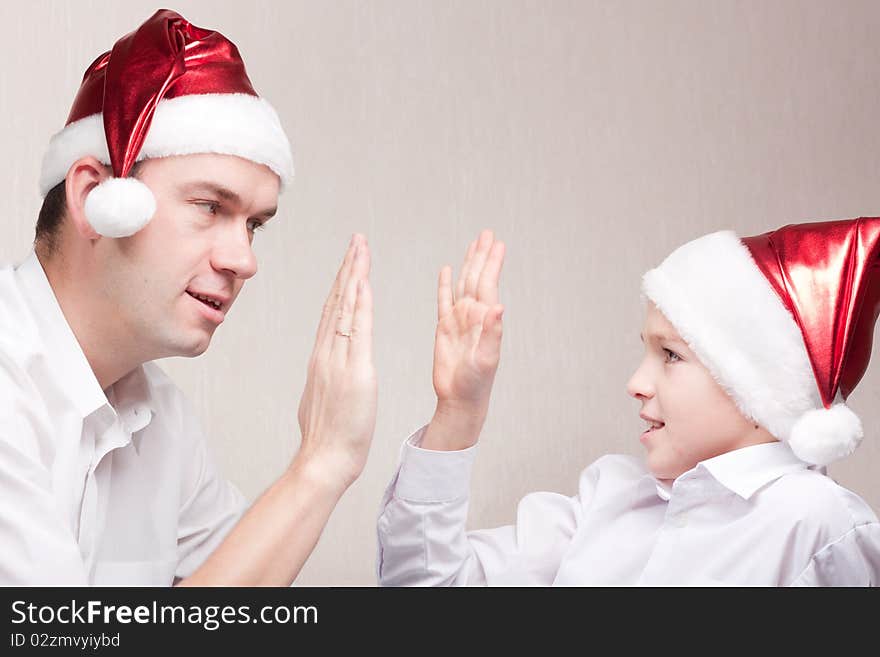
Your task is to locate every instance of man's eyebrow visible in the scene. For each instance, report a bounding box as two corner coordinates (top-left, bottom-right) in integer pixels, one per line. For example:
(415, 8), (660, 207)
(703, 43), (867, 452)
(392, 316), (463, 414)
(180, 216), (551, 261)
(179, 181), (277, 219)
(180, 181), (241, 203)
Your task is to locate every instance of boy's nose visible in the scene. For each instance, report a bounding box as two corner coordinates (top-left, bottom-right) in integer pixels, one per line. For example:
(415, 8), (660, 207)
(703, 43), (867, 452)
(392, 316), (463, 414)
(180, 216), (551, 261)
(626, 363), (654, 400)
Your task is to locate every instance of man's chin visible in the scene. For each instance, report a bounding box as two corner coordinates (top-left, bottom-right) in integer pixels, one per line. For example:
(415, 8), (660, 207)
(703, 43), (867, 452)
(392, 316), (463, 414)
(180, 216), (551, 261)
(164, 331), (214, 359)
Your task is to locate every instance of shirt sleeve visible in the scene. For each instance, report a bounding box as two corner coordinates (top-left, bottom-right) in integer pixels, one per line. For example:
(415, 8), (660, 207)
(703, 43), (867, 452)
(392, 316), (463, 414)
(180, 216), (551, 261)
(172, 400), (249, 581)
(376, 426), (580, 586)
(789, 522), (880, 587)
(0, 348), (90, 585)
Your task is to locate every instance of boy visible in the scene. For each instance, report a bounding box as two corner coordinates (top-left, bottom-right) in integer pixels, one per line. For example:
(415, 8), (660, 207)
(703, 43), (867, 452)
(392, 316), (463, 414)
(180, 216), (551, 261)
(377, 222), (880, 585)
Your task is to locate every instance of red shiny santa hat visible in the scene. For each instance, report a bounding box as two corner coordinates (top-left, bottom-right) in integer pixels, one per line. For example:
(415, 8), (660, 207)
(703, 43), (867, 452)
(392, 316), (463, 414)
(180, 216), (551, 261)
(39, 8), (294, 238)
(642, 217), (880, 466)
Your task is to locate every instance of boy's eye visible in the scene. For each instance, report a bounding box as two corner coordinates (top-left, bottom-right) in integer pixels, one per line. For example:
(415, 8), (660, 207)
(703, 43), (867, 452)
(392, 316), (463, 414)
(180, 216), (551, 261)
(663, 348), (681, 363)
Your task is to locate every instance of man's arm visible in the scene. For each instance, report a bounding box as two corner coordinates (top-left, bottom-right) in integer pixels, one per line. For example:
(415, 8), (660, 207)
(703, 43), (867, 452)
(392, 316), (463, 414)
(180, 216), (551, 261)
(179, 234), (376, 586)
(0, 350), (90, 585)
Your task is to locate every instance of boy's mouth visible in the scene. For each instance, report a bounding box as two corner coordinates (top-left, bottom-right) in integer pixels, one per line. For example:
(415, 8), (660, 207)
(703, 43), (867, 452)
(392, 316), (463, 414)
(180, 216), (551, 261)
(639, 414), (665, 440)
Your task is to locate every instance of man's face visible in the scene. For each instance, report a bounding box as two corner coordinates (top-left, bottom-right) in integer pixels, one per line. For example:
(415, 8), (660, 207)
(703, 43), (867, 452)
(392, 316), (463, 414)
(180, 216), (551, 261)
(626, 301), (764, 482)
(93, 153), (280, 360)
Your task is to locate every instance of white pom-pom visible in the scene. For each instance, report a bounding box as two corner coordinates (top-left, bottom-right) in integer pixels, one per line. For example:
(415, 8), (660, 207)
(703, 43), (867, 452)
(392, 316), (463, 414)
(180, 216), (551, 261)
(84, 177), (156, 238)
(787, 403), (863, 466)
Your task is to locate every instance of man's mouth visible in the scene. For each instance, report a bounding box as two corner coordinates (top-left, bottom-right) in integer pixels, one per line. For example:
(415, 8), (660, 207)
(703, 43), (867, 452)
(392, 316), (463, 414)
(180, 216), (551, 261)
(186, 290), (224, 311)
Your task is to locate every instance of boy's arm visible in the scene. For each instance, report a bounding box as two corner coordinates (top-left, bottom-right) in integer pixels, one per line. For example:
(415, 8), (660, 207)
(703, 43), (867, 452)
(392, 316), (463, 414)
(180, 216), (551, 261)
(378, 231), (574, 586)
(789, 521), (880, 586)
(377, 231), (504, 585)
(377, 425), (581, 586)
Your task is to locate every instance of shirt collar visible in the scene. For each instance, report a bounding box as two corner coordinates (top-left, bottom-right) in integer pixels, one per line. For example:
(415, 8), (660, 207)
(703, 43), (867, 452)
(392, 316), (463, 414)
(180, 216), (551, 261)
(654, 479), (673, 501)
(646, 441), (810, 502)
(693, 441), (809, 500)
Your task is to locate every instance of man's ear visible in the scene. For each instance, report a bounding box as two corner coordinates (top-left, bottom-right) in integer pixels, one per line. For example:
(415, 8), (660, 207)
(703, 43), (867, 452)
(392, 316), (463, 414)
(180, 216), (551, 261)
(64, 156), (111, 240)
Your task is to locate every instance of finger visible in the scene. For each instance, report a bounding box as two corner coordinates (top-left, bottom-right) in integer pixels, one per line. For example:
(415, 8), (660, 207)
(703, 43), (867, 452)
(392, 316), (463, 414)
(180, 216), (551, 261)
(437, 265), (453, 320)
(465, 229), (494, 298)
(317, 246), (357, 361)
(476, 240), (505, 305)
(455, 240), (477, 302)
(466, 300), (485, 337)
(350, 278), (374, 366)
(476, 305), (504, 367)
(475, 304), (504, 367)
(331, 254), (361, 366)
(316, 236), (360, 355)
(350, 237), (371, 283)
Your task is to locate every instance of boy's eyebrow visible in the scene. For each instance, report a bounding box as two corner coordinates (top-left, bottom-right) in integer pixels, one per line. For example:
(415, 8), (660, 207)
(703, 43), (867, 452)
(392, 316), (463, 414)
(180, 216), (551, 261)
(640, 331), (687, 344)
(178, 181), (277, 219)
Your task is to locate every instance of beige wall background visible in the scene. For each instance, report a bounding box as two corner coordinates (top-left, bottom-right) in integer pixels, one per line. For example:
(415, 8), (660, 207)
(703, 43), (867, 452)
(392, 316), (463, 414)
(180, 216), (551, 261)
(2, 0), (879, 584)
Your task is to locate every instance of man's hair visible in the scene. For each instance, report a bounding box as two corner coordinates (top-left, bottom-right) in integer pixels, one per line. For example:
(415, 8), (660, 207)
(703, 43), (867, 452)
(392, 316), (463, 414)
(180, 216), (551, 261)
(34, 161), (145, 256)
(34, 180), (67, 256)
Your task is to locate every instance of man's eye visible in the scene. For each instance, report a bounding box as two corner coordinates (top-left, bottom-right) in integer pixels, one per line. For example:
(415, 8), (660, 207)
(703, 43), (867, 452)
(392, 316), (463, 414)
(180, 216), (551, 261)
(195, 201), (219, 215)
(663, 348), (681, 363)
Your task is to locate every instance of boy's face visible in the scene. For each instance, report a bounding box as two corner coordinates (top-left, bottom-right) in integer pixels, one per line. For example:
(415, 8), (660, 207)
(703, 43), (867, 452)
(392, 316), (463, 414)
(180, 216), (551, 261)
(93, 152), (280, 360)
(626, 301), (774, 482)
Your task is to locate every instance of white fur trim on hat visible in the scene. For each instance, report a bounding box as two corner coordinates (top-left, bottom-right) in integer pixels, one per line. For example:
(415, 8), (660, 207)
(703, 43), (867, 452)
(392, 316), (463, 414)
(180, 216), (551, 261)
(39, 93), (294, 196)
(641, 230), (826, 457)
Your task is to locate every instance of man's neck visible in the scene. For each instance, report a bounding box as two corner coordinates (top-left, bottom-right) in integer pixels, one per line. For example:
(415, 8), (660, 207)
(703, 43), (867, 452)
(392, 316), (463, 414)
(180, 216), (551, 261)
(37, 249), (141, 391)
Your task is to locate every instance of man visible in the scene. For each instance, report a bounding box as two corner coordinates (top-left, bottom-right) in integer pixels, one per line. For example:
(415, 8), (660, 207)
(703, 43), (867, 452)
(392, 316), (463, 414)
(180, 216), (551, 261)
(0, 9), (377, 585)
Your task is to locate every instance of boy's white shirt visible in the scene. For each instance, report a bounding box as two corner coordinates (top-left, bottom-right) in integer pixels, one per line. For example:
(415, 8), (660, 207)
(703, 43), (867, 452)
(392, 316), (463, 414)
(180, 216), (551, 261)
(377, 427), (880, 586)
(0, 251), (247, 585)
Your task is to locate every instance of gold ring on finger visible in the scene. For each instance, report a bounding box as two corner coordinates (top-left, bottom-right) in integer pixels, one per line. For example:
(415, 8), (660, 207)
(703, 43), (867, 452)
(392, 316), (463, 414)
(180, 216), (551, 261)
(335, 329), (352, 338)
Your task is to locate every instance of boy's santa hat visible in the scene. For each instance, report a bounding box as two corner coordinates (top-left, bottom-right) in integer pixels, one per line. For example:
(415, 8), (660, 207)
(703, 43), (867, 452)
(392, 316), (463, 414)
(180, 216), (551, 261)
(642, 218), (880, 466)
(39, 8), (294, 238)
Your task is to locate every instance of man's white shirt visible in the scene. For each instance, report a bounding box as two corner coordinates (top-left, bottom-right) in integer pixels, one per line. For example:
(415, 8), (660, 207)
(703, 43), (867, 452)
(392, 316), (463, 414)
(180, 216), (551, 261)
(0, 250), (247, 585)
(377, 427), (880, 586)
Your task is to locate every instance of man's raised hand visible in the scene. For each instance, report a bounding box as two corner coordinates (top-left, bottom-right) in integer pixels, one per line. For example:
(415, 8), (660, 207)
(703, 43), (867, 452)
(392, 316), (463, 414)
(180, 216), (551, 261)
(295, 234), (377, 489)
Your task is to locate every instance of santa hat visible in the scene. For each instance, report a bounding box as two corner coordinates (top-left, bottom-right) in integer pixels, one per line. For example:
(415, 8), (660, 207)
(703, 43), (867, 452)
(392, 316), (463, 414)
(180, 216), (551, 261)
(642, 217), (880, 466)
(39, 8), (294, 238)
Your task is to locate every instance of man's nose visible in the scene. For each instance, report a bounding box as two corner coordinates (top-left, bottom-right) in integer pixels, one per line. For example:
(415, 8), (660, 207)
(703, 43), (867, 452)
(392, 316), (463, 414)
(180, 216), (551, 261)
(212, 223), (258, 280)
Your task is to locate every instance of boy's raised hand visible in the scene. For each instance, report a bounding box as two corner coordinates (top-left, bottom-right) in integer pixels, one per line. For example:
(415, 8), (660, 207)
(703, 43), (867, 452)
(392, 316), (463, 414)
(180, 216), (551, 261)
(421, 229), (505, 451)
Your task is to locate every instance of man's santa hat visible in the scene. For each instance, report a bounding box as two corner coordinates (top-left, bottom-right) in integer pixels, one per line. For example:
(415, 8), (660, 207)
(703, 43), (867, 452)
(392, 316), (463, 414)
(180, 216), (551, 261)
(39, 8), (294, 238)
(642, 218), (880, 466)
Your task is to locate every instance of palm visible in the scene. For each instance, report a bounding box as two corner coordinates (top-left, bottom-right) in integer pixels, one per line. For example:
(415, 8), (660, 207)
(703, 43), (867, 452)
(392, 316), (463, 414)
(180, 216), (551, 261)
(432, 230), (506, 408)
(433, 298), (496, 403)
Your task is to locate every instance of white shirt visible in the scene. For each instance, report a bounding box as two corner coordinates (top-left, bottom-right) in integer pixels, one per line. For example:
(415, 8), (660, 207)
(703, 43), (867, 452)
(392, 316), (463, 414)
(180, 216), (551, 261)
(0, 250), (247, 585)
(377, 427), (880, 586)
